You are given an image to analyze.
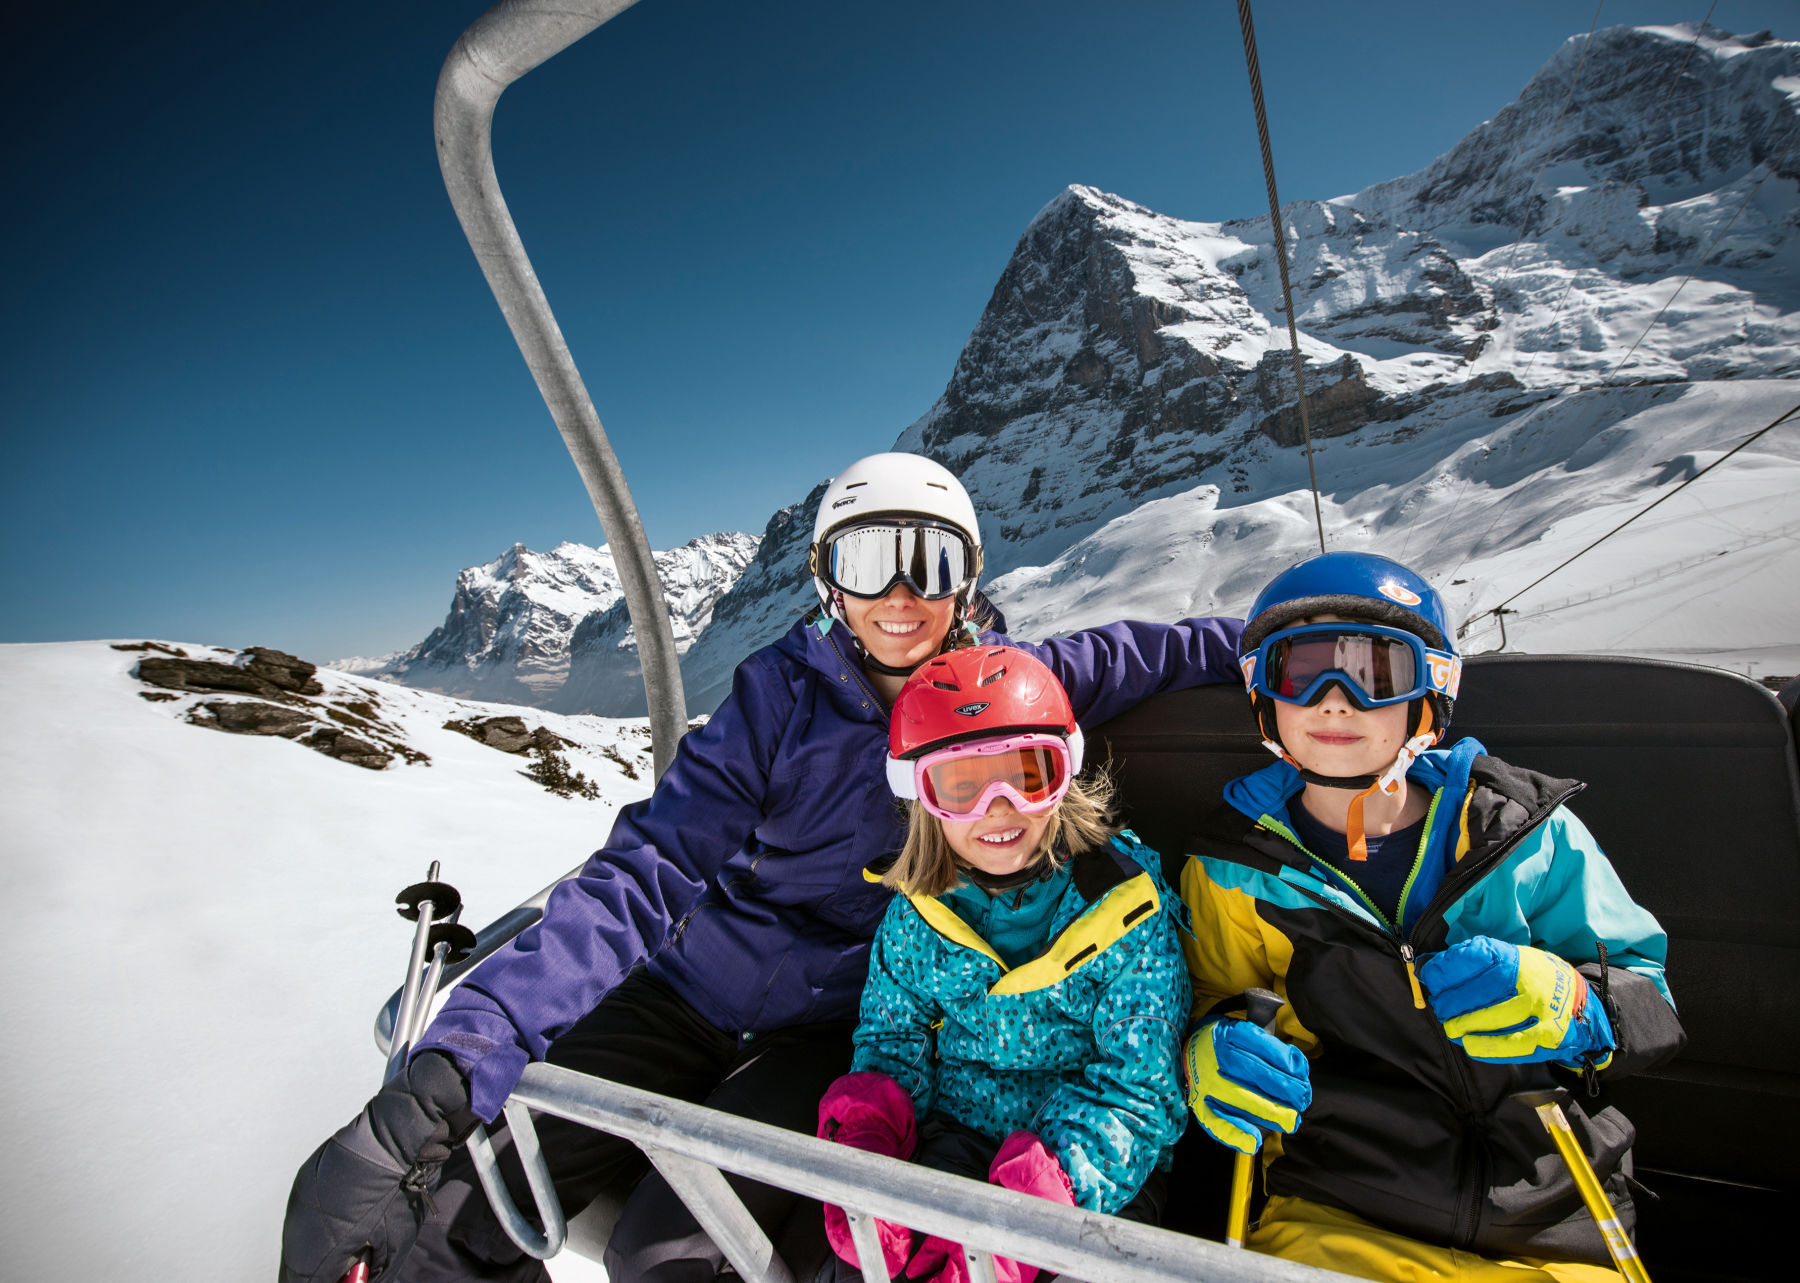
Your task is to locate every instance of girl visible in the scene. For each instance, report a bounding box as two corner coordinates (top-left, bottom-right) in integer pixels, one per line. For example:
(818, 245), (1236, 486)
(819, 646), (1191, 1283)
(282, 453), (1240, 1283)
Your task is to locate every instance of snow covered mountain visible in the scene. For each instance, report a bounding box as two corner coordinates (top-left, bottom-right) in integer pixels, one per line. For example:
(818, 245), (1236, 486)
(350, 532), (759, 715)
(680, 23), (1800, 708)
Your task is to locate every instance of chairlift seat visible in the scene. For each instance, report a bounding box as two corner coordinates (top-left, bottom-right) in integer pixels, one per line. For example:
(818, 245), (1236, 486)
(1093, 654), (1800, 1279)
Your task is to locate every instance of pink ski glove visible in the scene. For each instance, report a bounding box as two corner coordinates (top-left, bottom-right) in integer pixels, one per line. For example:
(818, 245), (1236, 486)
(907, 1132), (1075, 1283)
(818, 1072), (921, 1273)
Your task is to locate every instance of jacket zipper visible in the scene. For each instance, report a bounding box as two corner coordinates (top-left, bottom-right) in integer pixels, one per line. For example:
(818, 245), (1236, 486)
(824, 630), (886, 715)
(1256, 786), (1577, 1250)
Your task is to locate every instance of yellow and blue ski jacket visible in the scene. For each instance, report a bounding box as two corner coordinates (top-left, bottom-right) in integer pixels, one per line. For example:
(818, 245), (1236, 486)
(1179, 740), (1685, 1264)
(852, 833), (1191, 1215)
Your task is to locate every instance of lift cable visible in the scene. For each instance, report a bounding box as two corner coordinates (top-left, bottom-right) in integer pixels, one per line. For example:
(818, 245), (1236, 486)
(1235, 0), (1327, 556)
(1498, 2), (1607, 285)
(1459, 398), (1800, 639)
(1405, 5), (1611, 571)
(1601, 135), (1799, 387)
(1518, 4), (1718, 384)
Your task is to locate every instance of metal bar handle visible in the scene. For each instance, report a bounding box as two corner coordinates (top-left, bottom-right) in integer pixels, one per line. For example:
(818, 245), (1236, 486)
(641, 1144), (795, 1283)
(433, 0), (688, 778)
(492, 1062), (1359, 1283)
(464, 1104), (569, 1261)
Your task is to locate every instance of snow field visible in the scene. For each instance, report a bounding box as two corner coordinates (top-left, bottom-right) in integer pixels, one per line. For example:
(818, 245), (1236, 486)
(0, 643), (648, 1281)
(989, 379), (1800, 675)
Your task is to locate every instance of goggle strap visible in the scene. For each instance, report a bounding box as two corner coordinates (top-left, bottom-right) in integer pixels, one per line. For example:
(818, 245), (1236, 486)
(887, 753), (919, 800)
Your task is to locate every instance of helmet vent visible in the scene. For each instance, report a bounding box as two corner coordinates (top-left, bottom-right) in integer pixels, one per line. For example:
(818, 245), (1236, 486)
(844, 481), (867, 490)
(926, 481), (947, 490)
(931, 680), (961, 691)
(979, 667), (1007, 686)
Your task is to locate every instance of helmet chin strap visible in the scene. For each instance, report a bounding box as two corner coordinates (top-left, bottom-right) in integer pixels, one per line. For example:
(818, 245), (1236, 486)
(863, 653), (927, 678)
(833, 586), (976, 678)
(1260, 730), (1439, 862)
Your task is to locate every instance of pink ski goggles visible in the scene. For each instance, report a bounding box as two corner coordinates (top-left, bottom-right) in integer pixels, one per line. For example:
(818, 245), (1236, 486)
(886, 730), (1085, 822)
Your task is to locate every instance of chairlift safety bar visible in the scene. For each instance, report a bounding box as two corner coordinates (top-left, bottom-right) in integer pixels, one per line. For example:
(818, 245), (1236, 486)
(468, 1061), (1362, 1283)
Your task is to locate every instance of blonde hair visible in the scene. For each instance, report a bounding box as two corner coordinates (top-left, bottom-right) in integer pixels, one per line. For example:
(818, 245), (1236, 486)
(883, 767), (1119, 897)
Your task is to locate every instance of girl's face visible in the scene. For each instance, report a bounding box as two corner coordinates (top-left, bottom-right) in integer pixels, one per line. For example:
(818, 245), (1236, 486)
(843, 583), (957, 672)
(940, 795), (1053, 881)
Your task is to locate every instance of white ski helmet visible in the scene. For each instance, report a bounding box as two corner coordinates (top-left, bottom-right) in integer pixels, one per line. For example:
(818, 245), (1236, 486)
(808, 452), (983, 621)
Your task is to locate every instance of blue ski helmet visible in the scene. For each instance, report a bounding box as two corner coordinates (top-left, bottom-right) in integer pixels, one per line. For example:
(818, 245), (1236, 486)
(1240, 552), (1459, 749)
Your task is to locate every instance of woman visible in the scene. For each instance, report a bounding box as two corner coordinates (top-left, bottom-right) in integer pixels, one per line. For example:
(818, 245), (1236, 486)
(280, 452), (1243, 1283)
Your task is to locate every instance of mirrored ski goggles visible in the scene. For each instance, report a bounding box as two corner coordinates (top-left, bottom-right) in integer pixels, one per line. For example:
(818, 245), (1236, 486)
(1241, 623), (1461, 709)
(816, 521), (977, 601)
(886, 731), (1082, 822)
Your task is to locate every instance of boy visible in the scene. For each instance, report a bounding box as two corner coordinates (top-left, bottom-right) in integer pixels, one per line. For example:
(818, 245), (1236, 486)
(1177, 552), (1685, 1281)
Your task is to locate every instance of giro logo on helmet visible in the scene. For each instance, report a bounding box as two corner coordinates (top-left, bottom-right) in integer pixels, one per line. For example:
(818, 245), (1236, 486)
(1378, 582), (1424, 606)
(953, 702), (991, 717)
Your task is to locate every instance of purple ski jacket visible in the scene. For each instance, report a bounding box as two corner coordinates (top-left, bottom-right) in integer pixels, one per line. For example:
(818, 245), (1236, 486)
(418, 613), (1244, 1119)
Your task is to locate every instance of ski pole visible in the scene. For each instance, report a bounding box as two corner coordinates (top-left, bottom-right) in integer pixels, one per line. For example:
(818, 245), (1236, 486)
(385, 862), (465, 1082)
(1225, 988), (1286, 1249)
(404, 906), (476, 1052)
(342, 864), (470, 1283)
(1514, 1088), (1652, 1283)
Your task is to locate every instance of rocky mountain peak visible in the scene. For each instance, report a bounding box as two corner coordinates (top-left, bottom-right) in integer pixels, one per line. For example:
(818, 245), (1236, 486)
(1353, 24), (1800, 236)
(678, 23), (1799, 708)
(357, 531), (759, 713)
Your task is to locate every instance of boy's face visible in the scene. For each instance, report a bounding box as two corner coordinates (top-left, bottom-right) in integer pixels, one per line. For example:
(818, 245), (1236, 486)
(1274, 687), (1412, 778)
(1269, 613), (1413, 777)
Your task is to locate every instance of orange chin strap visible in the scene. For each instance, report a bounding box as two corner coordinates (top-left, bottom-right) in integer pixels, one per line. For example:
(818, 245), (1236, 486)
(1261, 698), (1442, 863)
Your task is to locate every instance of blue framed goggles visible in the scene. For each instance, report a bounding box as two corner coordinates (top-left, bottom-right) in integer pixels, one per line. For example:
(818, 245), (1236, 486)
(1241, 623), (1460, 709)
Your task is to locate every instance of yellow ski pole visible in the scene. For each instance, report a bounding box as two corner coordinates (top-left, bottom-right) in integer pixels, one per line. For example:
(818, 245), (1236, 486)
(1514, 1089), (1652, 1283)
(1225, 988), (1286, 1249)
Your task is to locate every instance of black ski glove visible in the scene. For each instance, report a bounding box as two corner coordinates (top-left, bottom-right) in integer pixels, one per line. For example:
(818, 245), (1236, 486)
(279, 1052), (478, 1283)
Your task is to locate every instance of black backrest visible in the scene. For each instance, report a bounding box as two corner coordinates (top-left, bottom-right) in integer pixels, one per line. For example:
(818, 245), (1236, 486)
(1093, 655), (1800, 1192)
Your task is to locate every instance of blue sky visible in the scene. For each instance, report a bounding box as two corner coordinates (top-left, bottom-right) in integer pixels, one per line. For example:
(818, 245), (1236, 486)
(5, 0), (1793, 660)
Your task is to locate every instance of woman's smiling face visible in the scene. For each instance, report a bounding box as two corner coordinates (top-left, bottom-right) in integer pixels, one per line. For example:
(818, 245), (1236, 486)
(841, 582), (957, 671)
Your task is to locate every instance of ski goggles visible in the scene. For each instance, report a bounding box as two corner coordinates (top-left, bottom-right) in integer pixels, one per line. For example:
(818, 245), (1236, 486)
(815, 520), (977, 601)
(1240, 623), (1461, 710)
(886, 730), (1083, 822)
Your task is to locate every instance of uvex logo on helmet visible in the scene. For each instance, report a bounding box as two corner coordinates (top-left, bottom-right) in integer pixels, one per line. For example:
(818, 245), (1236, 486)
(1378, 581), (1423, 606)
(953, 702), (990, 717)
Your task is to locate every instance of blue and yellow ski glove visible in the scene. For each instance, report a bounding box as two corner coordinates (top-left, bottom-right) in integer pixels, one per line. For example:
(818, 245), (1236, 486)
(1417, 936), (1615, 1067)
(1183, 1016), (1312, 1154)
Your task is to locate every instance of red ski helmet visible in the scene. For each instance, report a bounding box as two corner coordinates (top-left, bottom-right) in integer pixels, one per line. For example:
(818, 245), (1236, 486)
(886, 646), (1084, 794)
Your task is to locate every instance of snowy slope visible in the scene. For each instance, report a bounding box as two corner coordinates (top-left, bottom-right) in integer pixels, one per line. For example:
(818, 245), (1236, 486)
(987, 379), (1800, 674)
(0, 641), (646, 1281)
(680, 24), (1800, 708)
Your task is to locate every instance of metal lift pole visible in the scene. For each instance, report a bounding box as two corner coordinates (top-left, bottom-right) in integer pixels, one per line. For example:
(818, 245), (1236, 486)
(434, 0), (688, 777)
